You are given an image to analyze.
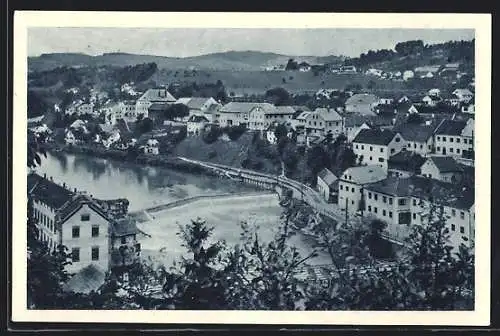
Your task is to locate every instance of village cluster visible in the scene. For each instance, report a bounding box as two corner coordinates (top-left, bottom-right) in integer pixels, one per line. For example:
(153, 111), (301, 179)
(27, 58), (476, 292)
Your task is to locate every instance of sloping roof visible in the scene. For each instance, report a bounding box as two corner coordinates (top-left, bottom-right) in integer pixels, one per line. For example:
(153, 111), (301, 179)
(415, 65), (441, 73)
(315, 108), (342, 121)
(428, 156), (463, 173)
(388, 150), (426, 173)
(139, 87), (176, 103)
(395, 102), (417, 115)
(353, 129), (397, 146)
(344, 114), (369, 128)
(273, 106), (296, 115)
(291, 105), (311, 112)
(219, 102), (266, 114)
(28, 173), (74, 209)
(345, 93), (379, 106)
(177, 97), (218, 110)
(318, 168), (338, 187)
(435, 119), (467, 136)
(365, 115), (393, 128)
(187, 115), (209, 123)
(296, 111), (312, 120)
(341, 165), (387, 185)
(112, 217), (138, 237)
(366, 175), (474, 209)
(148, 102), (170, 111)
(394, 124), (435, 142)
(62, 264), (106, 294)
(58, 193), (110, 225)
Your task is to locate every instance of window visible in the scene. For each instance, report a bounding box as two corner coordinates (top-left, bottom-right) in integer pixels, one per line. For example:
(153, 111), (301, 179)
(340, 185), (343, 190)
(420, 144), (423, 149)
(92, 225), (99, 237)
(370, 146), (373, 151)
(368, 192), (372, 199)
(378, 158), (385, 163)
(413, 143), (417, 149)
(380, 148), (384, 153)
(460, 226), (465, 234)
(389, 211), (393, 218)
(71, 248), (80, 262)
(374, 207), (378, 214)
(398, 212), (411, 224)
(437, 136), (440, 140)
(398, 198), (406, 206)
(450, 138), (454, 143)
(442, 137), (446, 142)
(460, 211), (465, 219)
(352, 200), (354, 205)
(383, 196), (387, 203)
(452, 209), (456, 217)
(91, 247), (99, 261)
(413, 199), (417, 206)
(72, 226), (80, 238)
(389, 198), (393, 205)
(450, 148), (454, 153)
(355, 145), (358, 149)
(81, 214), (90, 221)
(391, 148), (395, 154)
(456, 138), (460, 143)
(451, 224), (456, 231)
(469, 139), (473, 144)
(407, 143), (411, 148)
(412, 213), (416, 220)
(369, 156), (373, 161)
(368, 206), (372, 212)
(437, 146), (441, 151)
(350, 187), (354, 193)
(382, 210), (386, 216)
(456, 149), (460, 154)
(361, 145), (365, 150)
(374, 194), (378, 201)
(395, 137), (401, 142)
(121, 236), (127, 244)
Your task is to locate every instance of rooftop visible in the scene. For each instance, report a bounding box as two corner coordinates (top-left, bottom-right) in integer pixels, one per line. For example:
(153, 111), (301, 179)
(435, 119), (467, 136)
(427, 156), (463, 173)
(28, 173), (74, 209)
(341, 165), (387, 185)
(353, 129), (398, 146)
(112, 217), (139, 237)
(393, 123), (435, 142)
(62, 264), (106, 294)
(345, 93), (379, 106)
(139, 87), (176, 103)
(318, 168), (338, 187)
(388, 150), (426, 173)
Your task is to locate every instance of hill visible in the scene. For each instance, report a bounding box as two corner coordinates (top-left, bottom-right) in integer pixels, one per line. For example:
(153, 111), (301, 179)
(28, 50), (344, 72)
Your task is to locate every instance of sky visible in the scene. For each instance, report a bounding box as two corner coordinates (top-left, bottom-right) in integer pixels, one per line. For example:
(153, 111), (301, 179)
(27, 28), (474, 58)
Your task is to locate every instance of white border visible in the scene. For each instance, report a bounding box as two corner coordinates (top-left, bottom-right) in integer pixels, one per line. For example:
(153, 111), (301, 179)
(12, 11), (491, 325)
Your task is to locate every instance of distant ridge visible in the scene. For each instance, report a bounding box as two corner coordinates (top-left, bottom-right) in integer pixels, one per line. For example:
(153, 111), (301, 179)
(28, 50), (344, 72)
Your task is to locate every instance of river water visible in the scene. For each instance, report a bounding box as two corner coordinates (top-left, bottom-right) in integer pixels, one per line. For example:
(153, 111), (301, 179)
(34, 152), (331, 266)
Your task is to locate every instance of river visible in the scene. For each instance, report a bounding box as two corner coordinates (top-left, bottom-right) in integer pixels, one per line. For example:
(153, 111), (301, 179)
(34, 151), (331, 266)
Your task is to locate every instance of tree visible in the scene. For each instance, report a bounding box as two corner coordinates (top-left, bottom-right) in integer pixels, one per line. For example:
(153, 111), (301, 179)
(395, 40), (425, 56)
(135, 117), (154, 135)
(164, 104), (189, 121)
(27, 130), (47, 169)
(285, 59), (299, 71)
(265, 87), (291, 106)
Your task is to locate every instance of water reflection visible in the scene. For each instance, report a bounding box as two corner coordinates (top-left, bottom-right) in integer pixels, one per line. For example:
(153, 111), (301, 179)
(36, 151), (257, 211)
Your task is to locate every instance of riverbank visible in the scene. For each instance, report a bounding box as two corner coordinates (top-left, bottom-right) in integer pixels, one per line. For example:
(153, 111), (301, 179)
(43, 142), (219, 177)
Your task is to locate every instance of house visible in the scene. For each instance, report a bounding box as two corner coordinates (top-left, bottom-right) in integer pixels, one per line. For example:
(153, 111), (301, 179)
(65, 100), (93, 116)
(147, 102), (170, 124)
(344, 93), (379, 115)
(338, 165), (387, 215)
(414, 65), (440, 78)
(363, 175), (474, 250)
(187, 115), (210, 136)
(403, 70), (415, 81)
(352, 129), (406, 169)
(394, 123), (436, 156)
(99, 101), (120, 125)
(64, 129), (77, 145)
(118, 101), (138, 122)
(143, 138), (160, 155)
(343, 114), (372, 142)
(247, 103), (278, 131)
(395, 102), (419, 115)
(422, 95), (441, 107)
(461, 98), (475, 114)
(366, 68), (383, 77)
(135, 87), (176, 119)
(27, 173), (141, 280)
(176, 97), (221, 122)
(427, 88), (441, 97)
(379, 95), (395, 106)
(442, 93), (461, 107)
(218, 102), (267, 127)
(295, 108), (343, 139)
(298, 62), (311, 72)
(387, 150), (426, 178)
(317, 168), (339, 203)
(434, 119), (474, 159)
(340, 65), (357, 73)
(420, 156), (464, 183)
(452, 88), (474, 103)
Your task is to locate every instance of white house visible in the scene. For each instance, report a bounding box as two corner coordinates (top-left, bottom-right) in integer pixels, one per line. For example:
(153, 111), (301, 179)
(143, 138), (159, 155)
(344, 94), (379, 115)
(420, 156), (464, 183)
(363, 175), (474, 251)
(352, 129), (406, 170)
(317, 168), (338, 203)
(64, 130), (77, 145)
(136, 87), (176, 119)
(394, 124), (436, 157)
(338, 165), (387, 215)
(176, 97), (221, 122)
(187, 115), (210, 136)
(462, 99), (475, 114)
(434, 119), (474, 159)
(422, 95), (441, 107)
(218, 102), (266, 128)
(403, 70), (415, 81)
(428, 88), (441, 97)
(247, 103), (279, 131)
(452, 88), (474, 103)
(28, 173), (140, 283)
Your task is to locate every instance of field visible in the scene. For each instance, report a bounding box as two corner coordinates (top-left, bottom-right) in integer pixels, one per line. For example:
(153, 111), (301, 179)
(151, 69), (406, 96)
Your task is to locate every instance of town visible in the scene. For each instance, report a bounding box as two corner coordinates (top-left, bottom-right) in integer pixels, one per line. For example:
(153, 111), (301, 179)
(26, 36), (476, 310)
